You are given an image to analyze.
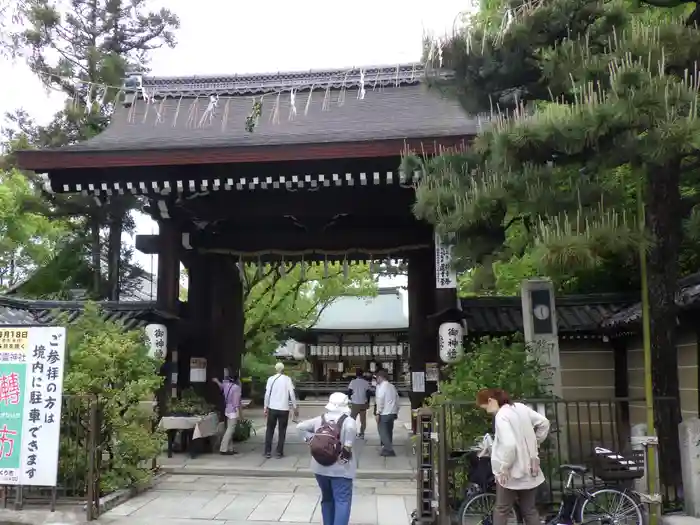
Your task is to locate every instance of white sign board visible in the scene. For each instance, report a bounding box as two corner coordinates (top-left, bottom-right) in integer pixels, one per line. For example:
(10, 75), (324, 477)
(434, 232), (457, 289)
(411, 371), (426, 393)
(0, 326), (66, 486)
(189, 357), (207, 383)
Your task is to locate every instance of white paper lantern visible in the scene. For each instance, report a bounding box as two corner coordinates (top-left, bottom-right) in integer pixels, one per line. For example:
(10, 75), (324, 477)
(145, 324), (167, 359)
(439, 322), (465, 363)
(338, 362), (344, 372)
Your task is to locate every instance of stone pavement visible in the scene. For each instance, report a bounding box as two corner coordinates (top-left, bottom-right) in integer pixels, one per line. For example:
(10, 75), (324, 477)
(160, 403), (416, 480)
(97, 474), (417, 525)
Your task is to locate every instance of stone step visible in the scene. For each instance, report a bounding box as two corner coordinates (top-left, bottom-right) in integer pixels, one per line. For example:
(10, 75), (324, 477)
(161, 464), (415, 480)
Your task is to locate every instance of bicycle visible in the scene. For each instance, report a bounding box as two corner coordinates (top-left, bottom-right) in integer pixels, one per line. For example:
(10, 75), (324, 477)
(459, 462), (645, 525)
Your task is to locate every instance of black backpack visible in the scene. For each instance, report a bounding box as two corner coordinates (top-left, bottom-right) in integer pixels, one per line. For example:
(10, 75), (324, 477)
(310, 414), (348, 466)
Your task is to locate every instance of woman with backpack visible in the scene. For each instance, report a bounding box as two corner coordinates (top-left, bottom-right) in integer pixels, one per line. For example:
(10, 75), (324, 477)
(297, 392), (358, 525)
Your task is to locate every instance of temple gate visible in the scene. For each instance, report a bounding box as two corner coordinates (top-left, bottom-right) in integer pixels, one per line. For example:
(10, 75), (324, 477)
(16, 63), (477, 412)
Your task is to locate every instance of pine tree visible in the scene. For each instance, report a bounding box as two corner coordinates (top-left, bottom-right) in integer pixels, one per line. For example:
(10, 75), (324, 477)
(411, 0), (700, 482)
(9, 0), (179, 299)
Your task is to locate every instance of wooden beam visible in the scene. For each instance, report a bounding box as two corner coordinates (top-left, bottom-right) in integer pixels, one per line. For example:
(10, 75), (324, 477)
(138, 223), (432, 255)
(194, 225), (431, 252)
(18, 135), (470, 170)
(172, 185), (417, 221)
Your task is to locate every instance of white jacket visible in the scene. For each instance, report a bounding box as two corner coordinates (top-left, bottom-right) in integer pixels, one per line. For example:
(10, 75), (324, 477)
(491, 402), (550, 490)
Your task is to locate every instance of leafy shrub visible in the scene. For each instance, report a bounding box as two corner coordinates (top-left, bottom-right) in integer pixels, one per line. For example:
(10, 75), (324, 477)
(232, 418), (256, 442)
(57, 303), (164, 494)
(167, 388), (215, 416)
(432, 334), (549, 448)
(430, 335), (550, 502)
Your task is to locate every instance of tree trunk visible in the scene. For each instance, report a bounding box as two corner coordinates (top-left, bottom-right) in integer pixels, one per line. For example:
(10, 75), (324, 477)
(90, 214), (102, 297)
(645, 162), (682, 487)
(106, 209), (124, 301)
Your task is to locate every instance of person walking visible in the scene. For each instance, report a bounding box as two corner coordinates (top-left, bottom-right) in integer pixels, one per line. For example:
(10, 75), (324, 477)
(212, 372), (242, 455)
(476, 388), (550, 525)
(347, 368), (371, 439)
(297, 392), (357, 525)
(374, 369), (399, 457)
(263, 362), (298, 459)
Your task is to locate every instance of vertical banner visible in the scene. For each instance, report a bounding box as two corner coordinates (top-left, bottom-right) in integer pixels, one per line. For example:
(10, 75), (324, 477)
(0, 326), (66, 487)
(434, 231), (457, 289)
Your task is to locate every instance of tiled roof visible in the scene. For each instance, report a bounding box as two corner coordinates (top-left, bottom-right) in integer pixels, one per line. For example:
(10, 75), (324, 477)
(41, 64), (478, 154)
(603, 272), (700, 329)
(311, 287), (408, 331)
(0, 296), (176, 329)
(135, 64), (430, 97)
(461, 294), (636, 335)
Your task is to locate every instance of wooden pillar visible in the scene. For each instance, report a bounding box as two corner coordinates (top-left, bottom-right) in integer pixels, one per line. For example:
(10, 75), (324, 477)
(186, 254), (213, 399)
(408, 248), (437, 410)
(208, 254), (245, 407)
(156, 219), (180, 407)
(156, 220), (180, 313)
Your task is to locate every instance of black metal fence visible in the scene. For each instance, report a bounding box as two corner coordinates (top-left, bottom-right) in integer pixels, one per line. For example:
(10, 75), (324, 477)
(1, 395), (101, 520)
(432, 397), (683, 516)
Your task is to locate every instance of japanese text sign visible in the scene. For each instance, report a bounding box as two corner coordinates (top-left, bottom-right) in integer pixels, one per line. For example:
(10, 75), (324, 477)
(434, 232), (457, 289)
(0, 326), (66, 486)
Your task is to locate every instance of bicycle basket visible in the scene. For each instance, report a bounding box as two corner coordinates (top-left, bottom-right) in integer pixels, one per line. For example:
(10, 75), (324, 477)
(589, 448), (645, 481)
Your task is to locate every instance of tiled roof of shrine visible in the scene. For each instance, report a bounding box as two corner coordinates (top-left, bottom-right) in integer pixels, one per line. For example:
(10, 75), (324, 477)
(311, 287), (408, 331)
(27, 64), (479, 155)
(0, 296), (176, 329)
(460, 294), (637, 335)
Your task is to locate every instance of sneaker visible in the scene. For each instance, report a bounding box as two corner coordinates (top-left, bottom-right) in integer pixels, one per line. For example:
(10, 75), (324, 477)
(219, 451), (235, 456)
(264, 452), (271, 459)
(357, 433), (365, 439)
(275, 452), (284, 459)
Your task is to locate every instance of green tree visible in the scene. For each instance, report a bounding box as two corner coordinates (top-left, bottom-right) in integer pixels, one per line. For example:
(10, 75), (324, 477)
(0, 168), (69, 290)
(59, 303), (163, 493)
(7, 0), (179, 299)
(411, 0), (700, 482)
(241, 262), (377, 376)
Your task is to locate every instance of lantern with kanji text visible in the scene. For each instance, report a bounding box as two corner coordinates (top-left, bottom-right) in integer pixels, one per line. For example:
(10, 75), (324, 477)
(438, 322), (464, 363)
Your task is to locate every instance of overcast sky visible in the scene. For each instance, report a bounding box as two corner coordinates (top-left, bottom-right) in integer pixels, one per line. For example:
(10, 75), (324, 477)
(0, 0), (467, 292)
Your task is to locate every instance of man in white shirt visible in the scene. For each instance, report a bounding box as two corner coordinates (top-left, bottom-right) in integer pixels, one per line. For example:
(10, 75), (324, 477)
(264, 362), (298, 459)
(348, 368), (371, 439)
(374, 369), (399, 457)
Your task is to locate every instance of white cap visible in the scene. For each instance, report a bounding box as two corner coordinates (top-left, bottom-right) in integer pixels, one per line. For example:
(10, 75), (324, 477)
(325, 392), (351, 415)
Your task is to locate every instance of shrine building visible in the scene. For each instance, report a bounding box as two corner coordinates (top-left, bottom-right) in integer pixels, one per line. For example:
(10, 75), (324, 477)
(288, 287), (411, 397)
(15, 64), (478, 408)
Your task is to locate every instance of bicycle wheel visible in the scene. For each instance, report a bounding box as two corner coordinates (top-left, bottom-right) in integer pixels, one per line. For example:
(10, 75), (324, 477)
(577, 488), (644, 525)
(458, 492), (519, 525)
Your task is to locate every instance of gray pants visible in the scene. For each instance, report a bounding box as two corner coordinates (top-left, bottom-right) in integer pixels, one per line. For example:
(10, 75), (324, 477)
(493, 484), (540, 525)
(378, 414), (396, 453)
(220, 417), (237, 453)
